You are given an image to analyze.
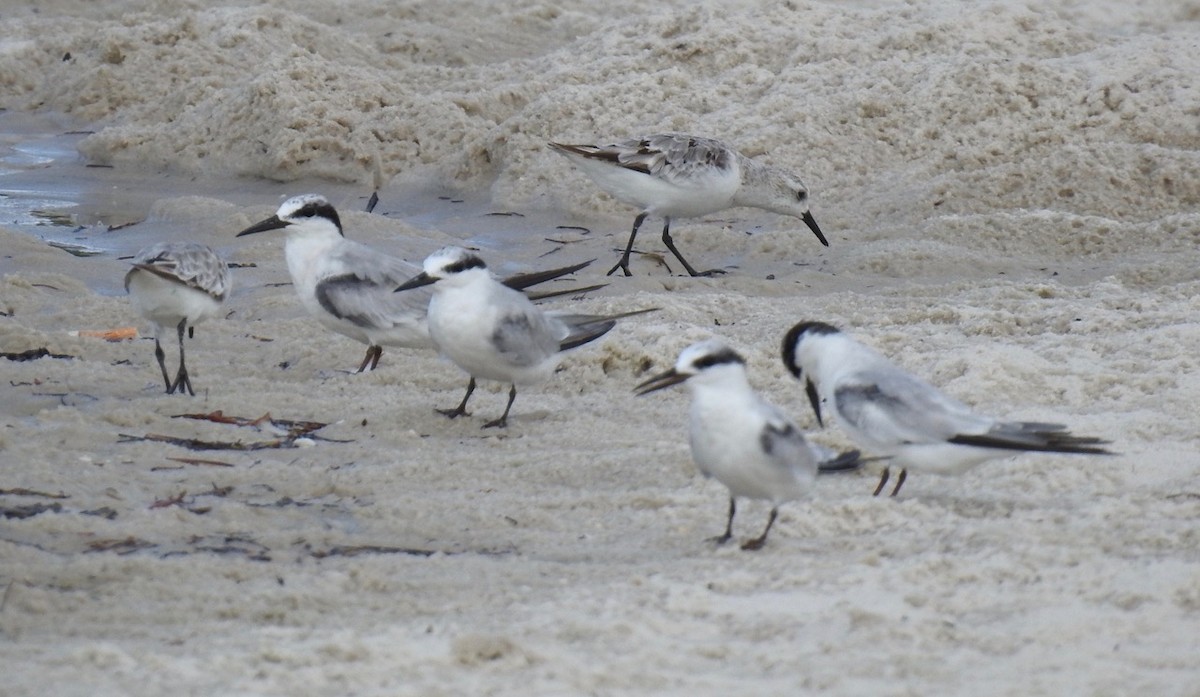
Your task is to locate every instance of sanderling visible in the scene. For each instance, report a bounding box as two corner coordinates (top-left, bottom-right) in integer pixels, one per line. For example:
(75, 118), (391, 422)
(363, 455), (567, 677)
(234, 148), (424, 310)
(636, 338), (823, 550)
(782, 321), (1113, 497)
(549, 133), (828, 277)
(124, 242), (231, 395)
(396, 246), (653, 428)
(236, 194), (600, 372)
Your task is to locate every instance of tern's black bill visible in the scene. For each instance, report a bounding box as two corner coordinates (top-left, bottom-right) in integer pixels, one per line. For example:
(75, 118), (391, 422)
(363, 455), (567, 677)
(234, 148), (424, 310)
(805, 378), (823, 428)
(802, 211), (829, 247)
(394, 272), (436, 292)
(236, 215), (289, 237)
(634, 368), (689, 396)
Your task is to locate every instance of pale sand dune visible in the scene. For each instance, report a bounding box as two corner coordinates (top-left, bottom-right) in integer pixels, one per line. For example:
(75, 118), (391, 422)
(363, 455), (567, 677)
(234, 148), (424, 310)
(2, 1), (1199, 695)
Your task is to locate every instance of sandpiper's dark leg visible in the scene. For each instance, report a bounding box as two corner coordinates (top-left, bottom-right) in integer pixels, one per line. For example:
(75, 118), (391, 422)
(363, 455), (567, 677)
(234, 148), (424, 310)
(890, 469), (908, 497)
(437, 377), (476, 419)
(357, 345), (382, 373)
(741, 506), (779, 551)
(872, 467), (891, 497)
(153, 338), (172, 393)
(169, 318), (194, 396)
(708, 496), (736, 545)
(366, 191), (380, 214)
(660, 219), (725, 277)
(483, 384), (518, 429)
(607, 212), (648, 277)
(356, 347), (373, 373)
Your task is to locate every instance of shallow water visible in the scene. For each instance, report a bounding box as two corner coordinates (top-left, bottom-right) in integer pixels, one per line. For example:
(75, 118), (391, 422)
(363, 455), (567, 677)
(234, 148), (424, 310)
(0, 111), (610, 297)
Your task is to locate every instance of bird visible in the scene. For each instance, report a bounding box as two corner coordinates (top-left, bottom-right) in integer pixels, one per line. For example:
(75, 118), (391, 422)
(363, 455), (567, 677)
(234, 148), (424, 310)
(781, 321), (1113, 497)
(635, 338), (824, 550)
(549, 133), (828, 277)
(395, 246), (654, 428)
(124, 242), (231, 395)
(235, 194), (602, 373)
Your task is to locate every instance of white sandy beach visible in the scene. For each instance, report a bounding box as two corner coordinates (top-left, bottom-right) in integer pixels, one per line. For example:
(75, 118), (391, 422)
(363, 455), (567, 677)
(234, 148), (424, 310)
(2, 1), (1200, 694)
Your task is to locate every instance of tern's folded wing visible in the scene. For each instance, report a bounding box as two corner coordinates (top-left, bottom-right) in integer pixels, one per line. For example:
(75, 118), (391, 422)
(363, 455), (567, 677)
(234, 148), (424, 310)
(314, 273), (430, 332)
(758, 406), (818, 478)
(489, 309), (562, 368)
(315, 244), (431, 329)
(834, 369), (992, 446)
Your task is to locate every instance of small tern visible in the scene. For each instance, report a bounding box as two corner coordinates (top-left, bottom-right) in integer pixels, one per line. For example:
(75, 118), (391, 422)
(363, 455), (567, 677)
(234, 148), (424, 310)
(236, 194), (601, 372)
(396, 246), (653, 428)
(636, 339), (831, 551)
(549, 133), (828, 277)
(125, 242), (231, 395)
(782, 321), (1113, 497)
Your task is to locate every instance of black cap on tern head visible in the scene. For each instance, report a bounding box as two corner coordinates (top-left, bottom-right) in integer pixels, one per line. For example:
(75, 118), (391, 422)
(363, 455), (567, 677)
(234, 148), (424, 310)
(781, 321), (840, 428)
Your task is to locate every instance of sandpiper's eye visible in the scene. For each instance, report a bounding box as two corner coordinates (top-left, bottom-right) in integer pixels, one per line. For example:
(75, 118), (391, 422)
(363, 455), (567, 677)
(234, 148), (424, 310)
(796, 190), (808, 202)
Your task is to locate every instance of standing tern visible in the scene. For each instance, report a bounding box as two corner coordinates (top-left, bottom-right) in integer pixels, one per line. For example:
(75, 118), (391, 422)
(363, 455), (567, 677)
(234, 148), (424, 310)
(636, 339), (827, 550)
(549, 133), (828, 277)
(781, 321), (1113, 497)
(125, 242), (231, 395)
(396, 246), (654, 428)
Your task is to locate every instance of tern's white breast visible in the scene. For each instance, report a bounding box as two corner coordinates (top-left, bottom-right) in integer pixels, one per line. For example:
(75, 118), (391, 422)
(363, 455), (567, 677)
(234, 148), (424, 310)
(427, 277), (558, 385)
(687, 381), (811, 504)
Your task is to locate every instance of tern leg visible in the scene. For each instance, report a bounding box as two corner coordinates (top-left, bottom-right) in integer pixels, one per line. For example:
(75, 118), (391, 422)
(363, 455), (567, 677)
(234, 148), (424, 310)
(872, 467), (891, 497)
(168, 318), (195, 396)
(708, 497), (736, 545)
(741, 506), (779, 551)
(660, 219), (725, 277)
(153, 337), (172, 393)
(890, 469), (908, 497)
(437, 377), (476, 419)
(483, 384), (518, 429)
(606, 212), (648, 277)
(357, 345), (383, 373)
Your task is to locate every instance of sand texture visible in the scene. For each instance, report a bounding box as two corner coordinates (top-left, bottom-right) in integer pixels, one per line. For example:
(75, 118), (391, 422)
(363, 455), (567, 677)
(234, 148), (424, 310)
(2, 1), (1200, 695)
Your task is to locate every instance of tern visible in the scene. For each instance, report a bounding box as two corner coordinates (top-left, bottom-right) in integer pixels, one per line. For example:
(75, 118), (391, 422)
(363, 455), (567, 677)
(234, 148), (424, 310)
(636, 338), (825, 550)
(782, 321), (1113, 497)
(396, 246), (653, 428)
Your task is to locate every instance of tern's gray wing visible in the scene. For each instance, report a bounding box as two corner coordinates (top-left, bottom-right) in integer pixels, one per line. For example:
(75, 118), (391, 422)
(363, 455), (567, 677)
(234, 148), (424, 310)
(546, 313), (615, 351)
(806, 443), (869, 474)
(758, 405), (819, 476)
(126, 242), (230, 300)
(834, 368), (992, 446)
(316, 243), (430, 329)
(836, 369), (1112, 454)
(547, 307), (656, 351)
(949, 422), (1111, 454)
(489, 299), (563, 368)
